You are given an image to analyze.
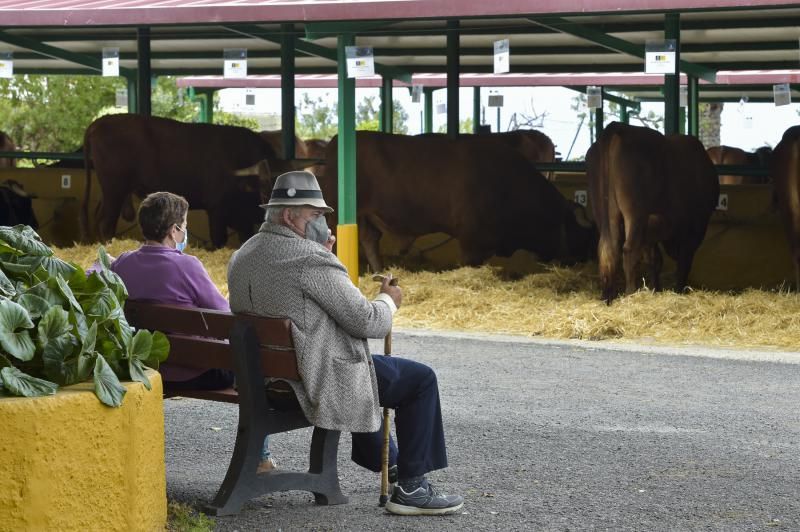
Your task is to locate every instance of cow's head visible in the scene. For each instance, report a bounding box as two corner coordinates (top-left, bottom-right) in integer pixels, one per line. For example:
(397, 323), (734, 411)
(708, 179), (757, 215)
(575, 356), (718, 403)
(560, 202), (598, 264)
(0, 180), (38, 229)
(222, 174), (266, 242)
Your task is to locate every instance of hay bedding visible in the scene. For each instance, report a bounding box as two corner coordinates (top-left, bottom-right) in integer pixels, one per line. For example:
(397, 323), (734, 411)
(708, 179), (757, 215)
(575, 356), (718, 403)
(56, 239), (800, 351)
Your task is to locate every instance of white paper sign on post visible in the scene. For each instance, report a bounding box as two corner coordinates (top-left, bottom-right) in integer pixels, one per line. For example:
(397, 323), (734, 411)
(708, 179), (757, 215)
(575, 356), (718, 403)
(0, 52), (12, 78)
(645, 40), (677, 74)
(102, 48), (119, 77)
(774, 83), (791, 106)
(493, 39), (510, 74)
(346, 46), (375, 78)
(224, 48), (248, 78)
(487, 94), (504, 107)
(411, 85), (423, 103)
(587, 86), (602, 109)
(679, 85), (688, 107)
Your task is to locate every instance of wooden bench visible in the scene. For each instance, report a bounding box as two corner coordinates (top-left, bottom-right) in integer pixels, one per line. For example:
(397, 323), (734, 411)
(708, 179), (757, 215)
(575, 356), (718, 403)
(124, 301), (348, 516)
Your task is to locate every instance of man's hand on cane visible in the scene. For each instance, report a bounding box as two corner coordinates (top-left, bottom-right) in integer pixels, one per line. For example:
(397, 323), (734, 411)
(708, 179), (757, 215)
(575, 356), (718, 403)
(377, 273), (402, 308)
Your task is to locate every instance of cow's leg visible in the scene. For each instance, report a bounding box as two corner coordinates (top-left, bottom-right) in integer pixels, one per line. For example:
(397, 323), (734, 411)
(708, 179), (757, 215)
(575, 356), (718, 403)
(622, 218), (647, 295)
(97, 192), (127, 242)
(359, 217), (384, 273)
(207, 208), (228, 249)
(598, 217), (623, 303)
(648, 244), (663, 292)
(674, 244), (698, 293)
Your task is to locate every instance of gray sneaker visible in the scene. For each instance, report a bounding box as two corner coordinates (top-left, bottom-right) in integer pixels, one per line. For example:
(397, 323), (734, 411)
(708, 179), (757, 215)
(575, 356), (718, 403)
(385, 481), (464, 516)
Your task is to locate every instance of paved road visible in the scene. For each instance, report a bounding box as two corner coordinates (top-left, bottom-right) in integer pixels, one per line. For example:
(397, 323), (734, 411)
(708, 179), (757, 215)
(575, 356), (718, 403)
(165, 331), (800, 531)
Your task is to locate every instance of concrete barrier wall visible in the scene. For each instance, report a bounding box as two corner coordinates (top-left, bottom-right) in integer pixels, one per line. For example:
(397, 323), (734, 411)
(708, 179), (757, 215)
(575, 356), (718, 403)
(0, 371), (166, 532)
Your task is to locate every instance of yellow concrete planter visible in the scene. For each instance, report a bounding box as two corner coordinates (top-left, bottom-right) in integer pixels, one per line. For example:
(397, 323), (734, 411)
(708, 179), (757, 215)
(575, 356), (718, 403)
(0, 370), (166, 532)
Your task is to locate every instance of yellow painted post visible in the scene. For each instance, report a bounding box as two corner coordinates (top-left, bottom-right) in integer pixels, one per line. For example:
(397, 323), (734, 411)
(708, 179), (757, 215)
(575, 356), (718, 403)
(337, 223), (359, 285)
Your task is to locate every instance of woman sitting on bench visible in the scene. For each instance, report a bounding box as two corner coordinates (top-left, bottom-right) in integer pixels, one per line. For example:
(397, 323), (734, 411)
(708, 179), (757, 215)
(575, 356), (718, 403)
(90, 191), (276, 474)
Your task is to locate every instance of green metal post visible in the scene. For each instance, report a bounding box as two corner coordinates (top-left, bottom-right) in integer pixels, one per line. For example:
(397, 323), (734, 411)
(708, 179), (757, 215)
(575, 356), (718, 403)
(126, 75), (138, 114)
(281, 24), (296, 159)
(688, 75), (699, 137)
(620, 104), (629, 124)
(136, 27), (151, 116)
(193, 89), (215, 123)
(679, 107), (686, 134)
(337, 34), (359, 282)
(423, 87), (434, 133)
(472, 87), (480, 133)
(664, 13), (680, 135)
(446, 19), (460, 138)
(380, 76), (393, 133)
(594, 87), (604, 140)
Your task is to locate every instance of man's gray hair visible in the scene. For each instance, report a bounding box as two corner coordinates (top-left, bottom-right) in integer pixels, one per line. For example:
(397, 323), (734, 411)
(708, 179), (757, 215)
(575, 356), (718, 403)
(264, 205), (303, 224)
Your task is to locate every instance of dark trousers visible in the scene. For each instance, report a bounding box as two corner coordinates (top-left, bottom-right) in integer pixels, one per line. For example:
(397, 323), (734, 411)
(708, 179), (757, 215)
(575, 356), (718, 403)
(351, 355), (448, 480)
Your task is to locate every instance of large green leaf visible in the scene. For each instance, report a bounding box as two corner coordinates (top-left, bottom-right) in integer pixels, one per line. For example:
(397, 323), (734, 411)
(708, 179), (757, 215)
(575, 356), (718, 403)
(128, 358), (151, 391)
(0, 366), (58, 397)
(17, 292), (51, 320)
(93, 354), (126, 407)
(41, 334), (91, 385)
(129, 329), (153, 360)
(37, 306), (71, 343)
(0, 268), (15, 296)
(27, 278), (67, 308)
(0, 225), (52, 257)
(81, 321), (98, 356)
(15, 255), (76, 280)
(55, 274), (82, 313)
(143, 331), (170, 368)
(98, 246), (113, 270)
(0, 298), (35, 361)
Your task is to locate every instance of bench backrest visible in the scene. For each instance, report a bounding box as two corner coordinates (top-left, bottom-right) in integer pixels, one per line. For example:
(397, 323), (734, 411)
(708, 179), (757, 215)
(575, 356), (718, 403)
(124, 301), (300, 381)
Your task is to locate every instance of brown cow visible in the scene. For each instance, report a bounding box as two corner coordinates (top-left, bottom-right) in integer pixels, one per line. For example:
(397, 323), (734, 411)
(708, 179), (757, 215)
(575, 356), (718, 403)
(323, 131), (595, 272)
(587, 122), (719, 303)
(770, 125), (800, 290)
(0, 131), (16, 168)
(420, 129), (556, 177)
(706, 145), (772, 185)
(82, 114), (301, 248)
(259, 131), (327, 177)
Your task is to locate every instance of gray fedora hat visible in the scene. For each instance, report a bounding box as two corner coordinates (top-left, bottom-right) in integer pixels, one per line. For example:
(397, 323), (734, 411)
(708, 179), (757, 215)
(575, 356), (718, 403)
(263, 170), (333, 212)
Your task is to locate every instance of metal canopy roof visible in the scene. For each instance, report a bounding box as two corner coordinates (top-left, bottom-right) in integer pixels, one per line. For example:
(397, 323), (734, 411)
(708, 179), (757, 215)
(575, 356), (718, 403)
(0, 1), (798, 102)
(176, 70), (800, 103)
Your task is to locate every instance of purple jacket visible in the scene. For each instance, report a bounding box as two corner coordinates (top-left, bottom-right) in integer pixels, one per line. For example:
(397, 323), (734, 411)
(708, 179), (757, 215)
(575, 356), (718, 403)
(96, 245), (229, 381)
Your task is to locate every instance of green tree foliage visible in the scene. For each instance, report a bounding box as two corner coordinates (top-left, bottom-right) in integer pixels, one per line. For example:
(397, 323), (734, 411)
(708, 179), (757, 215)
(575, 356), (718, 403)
(295, 94), (339, 140)
(436, 117), (474, 134)
(0, 226), (168, 407)
(0, 75), (123, 152)
(295, 93), (410, 140)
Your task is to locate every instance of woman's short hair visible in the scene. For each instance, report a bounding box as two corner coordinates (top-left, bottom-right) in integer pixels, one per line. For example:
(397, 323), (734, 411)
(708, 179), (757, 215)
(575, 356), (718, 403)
(138, 192), (189, 241)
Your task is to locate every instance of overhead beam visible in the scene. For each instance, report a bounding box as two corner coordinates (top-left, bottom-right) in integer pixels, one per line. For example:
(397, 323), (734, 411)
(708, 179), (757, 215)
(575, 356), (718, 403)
(529, 16), (716, 83)
(0, 29), (135, 78)
(222, 24), (412, 83)
(305, 20), (397, 40)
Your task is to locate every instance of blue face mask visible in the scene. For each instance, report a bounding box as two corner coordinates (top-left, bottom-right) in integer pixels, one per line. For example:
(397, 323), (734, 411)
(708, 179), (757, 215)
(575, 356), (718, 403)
(304, 215), (329, 246)
(176, 228), (188, 253)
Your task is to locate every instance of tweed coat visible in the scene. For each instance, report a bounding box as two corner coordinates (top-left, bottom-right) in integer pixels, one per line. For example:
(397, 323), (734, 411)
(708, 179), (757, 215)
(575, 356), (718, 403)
(227, 222), (393, 433)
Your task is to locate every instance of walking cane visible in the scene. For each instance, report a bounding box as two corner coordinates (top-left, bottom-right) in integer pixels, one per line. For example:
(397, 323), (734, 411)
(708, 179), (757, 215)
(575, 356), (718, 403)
(373, 273), (398, 507)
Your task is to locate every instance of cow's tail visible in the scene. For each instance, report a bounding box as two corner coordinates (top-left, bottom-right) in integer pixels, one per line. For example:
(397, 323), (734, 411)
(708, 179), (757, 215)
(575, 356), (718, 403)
(591, 129), (618, 302)
(80, 128), (92, 243)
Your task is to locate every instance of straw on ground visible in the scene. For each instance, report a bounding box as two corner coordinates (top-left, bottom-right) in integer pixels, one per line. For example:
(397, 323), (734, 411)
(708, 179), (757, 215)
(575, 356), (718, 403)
(58, 239), (800, 351)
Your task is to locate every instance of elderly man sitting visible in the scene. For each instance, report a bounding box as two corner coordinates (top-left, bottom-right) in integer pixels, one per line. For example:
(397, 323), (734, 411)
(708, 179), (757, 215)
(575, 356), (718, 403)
(227, 170), (463, 516)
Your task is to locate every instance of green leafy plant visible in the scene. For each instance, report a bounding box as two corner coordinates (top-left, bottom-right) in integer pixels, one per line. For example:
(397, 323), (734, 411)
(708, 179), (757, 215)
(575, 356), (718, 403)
(0, 225), (169, 407)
